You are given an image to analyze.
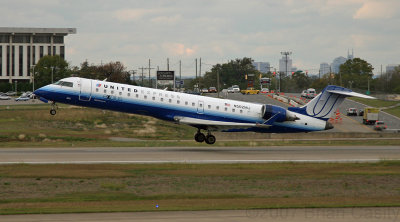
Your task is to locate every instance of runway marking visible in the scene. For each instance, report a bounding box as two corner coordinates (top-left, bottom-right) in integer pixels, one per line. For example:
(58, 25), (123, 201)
(0, 159), (394, 165)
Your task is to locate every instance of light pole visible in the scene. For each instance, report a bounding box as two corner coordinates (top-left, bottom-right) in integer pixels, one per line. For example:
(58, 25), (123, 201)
(51, 66), (54, 83)
(31, 65), (35, 92)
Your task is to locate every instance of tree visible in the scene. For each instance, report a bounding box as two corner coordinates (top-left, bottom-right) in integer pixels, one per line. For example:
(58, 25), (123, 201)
(33, 55), (70, 88)
(337, 58), (373, 90)
(76, 61), (134, 85)
(198, 57), (259, 90)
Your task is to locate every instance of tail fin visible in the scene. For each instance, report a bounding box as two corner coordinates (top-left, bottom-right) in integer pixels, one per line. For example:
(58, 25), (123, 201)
(288, 85), (375, 121)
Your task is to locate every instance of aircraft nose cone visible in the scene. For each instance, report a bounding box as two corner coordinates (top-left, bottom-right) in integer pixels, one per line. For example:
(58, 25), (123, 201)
(325, 121), (334, 130)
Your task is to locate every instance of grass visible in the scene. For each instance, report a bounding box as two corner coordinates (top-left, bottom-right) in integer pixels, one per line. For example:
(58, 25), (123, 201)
(348, 97), (400, 108)
(0, 161), (400, 214)
(385, 106), (400, 118)
(1, 103), (399, 147)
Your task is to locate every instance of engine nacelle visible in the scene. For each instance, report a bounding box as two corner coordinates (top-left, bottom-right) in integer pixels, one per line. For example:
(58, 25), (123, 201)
(262, 104), (298, 122)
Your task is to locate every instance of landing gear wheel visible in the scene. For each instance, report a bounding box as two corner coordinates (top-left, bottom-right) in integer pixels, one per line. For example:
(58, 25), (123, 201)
(194, 133), (206, 143)
(50, 102), (58, 115)
(50, 109), (56, 115)
(205, 135), (216, 144)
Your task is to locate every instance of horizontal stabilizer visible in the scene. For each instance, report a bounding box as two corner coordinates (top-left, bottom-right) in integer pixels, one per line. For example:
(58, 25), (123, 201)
(326, 90), (376, 99)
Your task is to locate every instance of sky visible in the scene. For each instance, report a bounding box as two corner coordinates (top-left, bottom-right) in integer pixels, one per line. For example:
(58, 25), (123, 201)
(1, 0), (399, 76)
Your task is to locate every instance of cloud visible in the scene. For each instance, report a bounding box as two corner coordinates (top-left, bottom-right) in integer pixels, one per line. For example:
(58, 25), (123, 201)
(150, 14), (182, 25)
(113, 8), (158, 21)
(353, 1), (399, 19)
(162, 43), (197, 56)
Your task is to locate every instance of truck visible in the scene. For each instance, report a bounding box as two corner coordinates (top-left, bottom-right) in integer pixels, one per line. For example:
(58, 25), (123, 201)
(362, 107), (379, 125)
(241, 87), (260, 95)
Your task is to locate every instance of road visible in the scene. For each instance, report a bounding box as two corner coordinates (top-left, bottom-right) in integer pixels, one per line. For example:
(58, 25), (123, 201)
(1, 146), (399, 164)
(2, 208), (400, 222)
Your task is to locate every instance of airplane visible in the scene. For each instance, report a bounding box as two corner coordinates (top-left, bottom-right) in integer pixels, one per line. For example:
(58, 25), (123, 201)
(33, 77), (374, 144)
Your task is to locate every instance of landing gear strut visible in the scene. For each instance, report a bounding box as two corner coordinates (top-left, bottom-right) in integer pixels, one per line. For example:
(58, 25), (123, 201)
(194, 129), (216, 144)
(50, 102), (58, 115)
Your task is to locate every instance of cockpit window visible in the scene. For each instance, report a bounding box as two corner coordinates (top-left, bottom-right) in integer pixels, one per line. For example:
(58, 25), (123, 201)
(53, 81), (62, 85)
(61, 81), (73, 87)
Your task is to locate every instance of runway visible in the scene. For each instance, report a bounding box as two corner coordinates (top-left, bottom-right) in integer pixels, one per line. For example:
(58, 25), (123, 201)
(3, 208), (400, 222)
(1, 146), (400, 164)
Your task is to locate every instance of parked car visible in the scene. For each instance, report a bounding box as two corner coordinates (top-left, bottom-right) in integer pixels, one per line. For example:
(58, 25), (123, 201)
(5, 91), (16, 96)
(358, 109), (364, 116)
(346, 108), (358, 116)
(260, 88), (269, 93)
(208, 87), (217, 93)
(15, 95), (30, 101)
(374, 121), (387, 131)
(227, 87), (234, 93)
(0, 95), (11, 100)
(231, 85), (240, 93)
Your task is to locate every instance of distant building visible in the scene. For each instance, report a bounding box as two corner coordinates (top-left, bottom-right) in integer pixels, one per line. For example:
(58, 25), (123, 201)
(0, 27), (77, 83)
(386, 64), (400, 73)
(279, 56), (292, 76)
(320, 62), (330, 75)
(329, 50), (354, 74)
(252, 62), (270, 73)
(331, 56), (347, 74)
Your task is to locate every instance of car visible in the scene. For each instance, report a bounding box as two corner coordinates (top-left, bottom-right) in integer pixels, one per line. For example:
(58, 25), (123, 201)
(5, 91), (16, 96)
(260, 88), (269, 93)
(241, 87), (260, 95)
(201, 88), (208, 93)
(15, 96), (30, 101)
(301, 88), (317, 99)
(346, 108), (358, 116)
(227, 87), (234, 93)
(358, 109), (364, 116)
(374, 121), (387, 131)
(0, 95), (11, 100)
(232, 85), (240, 93)
(208, 87), (217, 93)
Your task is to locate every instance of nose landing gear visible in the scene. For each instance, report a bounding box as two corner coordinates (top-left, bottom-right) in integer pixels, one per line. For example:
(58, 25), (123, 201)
(194, 129), (216, 144)
(50, 102), (58, 115)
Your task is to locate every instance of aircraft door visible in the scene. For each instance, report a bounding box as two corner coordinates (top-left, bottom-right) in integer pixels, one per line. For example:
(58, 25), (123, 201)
(79, 78), (92, 101)
(197, 100), (204, 114)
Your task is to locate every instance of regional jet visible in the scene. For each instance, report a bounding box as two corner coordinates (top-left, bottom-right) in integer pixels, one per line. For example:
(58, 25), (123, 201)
(34, 77), (374, 144)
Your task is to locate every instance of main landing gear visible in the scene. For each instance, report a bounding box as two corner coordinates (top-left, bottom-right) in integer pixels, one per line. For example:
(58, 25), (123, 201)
(194, 129), (216, 144)
(50, 102), (58, 115)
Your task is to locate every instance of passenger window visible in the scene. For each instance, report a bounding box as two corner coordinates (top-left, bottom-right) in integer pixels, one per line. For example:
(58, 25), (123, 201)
(216, 106), (219, 110)
(161, 98), (164, 102)
(169, 99), (172, 103)
(192, 102), (195, 107)
(128, 93), (130, 97)
(208, 105), (211, 109)
(152, 97), (155, 100)
(144, 95), (147, 99)
(111, 90), (114, 94)
(177, 100), (180, 104)
(240, 110), (243, 114)
(119, 92), (122, 96)
(232, 109), (235, 112)
(96, 88), (99, 92)
(225, 107), (228, 111)
(104, 89), (107, 93)
(185, 101), (188, 105)
(136, 94), (139, 98)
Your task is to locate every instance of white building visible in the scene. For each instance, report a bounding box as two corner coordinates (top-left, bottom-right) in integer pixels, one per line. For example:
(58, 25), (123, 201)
(252, 62), (271, 73)
(0, 27), (76, 83)
(279, 56), (292, 76)
(386, 64), (399, 73)
(320, 62), (330, 75)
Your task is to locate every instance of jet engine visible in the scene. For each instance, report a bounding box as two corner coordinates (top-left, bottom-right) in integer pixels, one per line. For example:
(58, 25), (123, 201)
(262, 104), (299, 122)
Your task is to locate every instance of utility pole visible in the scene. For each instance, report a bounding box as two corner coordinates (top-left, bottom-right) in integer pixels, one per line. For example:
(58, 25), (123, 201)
(217, 69), (220, 98)
(167, 58), (169, 71)
(148, 59), (154, 88)
(139, 67), (146, 86)
(195, 58), (198, 91)
(199, 57), (201, 78)
(179, 60), (182, 90)
(281, 51), (292, 78)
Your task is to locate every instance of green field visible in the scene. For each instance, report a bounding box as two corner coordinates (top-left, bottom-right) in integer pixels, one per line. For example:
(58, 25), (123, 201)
(0, 162), (400, 214)
(349, 97), (400, 109)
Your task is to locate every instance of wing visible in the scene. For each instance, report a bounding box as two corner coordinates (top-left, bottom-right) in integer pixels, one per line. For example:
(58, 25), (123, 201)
(173, 116), (270, 131)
